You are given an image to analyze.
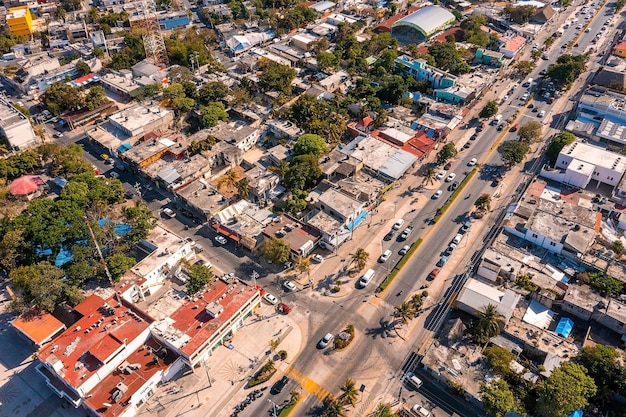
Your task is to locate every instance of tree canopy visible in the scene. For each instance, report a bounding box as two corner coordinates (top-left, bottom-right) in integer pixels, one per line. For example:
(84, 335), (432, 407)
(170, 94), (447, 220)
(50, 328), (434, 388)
(260, 237), (291, 264)
(499, 141), (530, 167)
(294, 134), (328, 157)
(436, 143), (458, 165)
(480, 379), (516, 417)
(546, 131), (575, 164)
(536, 362), (597, 417)
(480, 100), (499, 119)
(517, 121), (543, 143)
(427, 42), (471, 75)
(547, 54), (588, 88)
(258, 59), (296, 94)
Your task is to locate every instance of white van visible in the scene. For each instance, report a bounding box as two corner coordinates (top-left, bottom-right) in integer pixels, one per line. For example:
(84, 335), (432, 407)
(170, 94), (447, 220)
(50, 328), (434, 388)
(412, 404), (431, 417)
(359, 269), (375, 288)
(393, 218), (405, 230)
(405, 372), (423, 389)
(379, 249), (392, 263)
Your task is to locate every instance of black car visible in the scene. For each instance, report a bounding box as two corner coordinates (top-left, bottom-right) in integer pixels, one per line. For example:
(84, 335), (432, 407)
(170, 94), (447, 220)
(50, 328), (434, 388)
(124, 190), (136, 199)
(497, 124), (504, 131)
(448, 181), (459, 191)
(532, 107), (539, 113)
(271, 376), (289, 395)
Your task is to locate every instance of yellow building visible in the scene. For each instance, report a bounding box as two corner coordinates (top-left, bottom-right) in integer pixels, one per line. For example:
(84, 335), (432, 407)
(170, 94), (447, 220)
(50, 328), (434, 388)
(6, 6), (33, 37)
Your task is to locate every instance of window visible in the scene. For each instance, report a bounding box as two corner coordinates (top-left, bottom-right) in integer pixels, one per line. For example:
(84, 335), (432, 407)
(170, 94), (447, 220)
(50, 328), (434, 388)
(549, 242), (556, 247)
(532, 233), (538, 238)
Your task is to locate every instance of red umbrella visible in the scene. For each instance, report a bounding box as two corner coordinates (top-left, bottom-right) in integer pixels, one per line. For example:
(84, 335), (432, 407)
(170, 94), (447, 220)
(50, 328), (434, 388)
(9, 175), (44, 196)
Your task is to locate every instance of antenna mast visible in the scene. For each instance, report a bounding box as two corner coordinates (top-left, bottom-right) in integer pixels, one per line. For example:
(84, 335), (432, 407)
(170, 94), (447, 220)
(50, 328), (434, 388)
(138, 0), (169, 66)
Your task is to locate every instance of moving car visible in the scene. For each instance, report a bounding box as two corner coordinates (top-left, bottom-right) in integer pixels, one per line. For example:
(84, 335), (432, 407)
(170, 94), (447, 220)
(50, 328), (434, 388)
(271, 376), (289, 394)
(412, 404), (431, 417)
(432, 190), (443, 199)
(318, 333), (334, 349)
(448, 181), (459, 191)
(445, 173), (456, 182)
(283, 280), (297, 291)
(359, 269), (375, 288)
(468, 158), (477, 166)
(214, 235), (227, 245)
(162, 208), (176, 218)
(263, 293), (278, 305)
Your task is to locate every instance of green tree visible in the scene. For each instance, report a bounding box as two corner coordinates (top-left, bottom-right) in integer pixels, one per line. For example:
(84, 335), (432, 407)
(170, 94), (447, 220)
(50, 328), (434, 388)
(10, 262), (67, 312)
(172, 97), (196, 115)
(92, 46), (105, 58)
(614, 240), (625, 256)
(422, 168), (436, 186)
(294, 134), (328, 157)
(0, 229), (25, 272)
(479, 100), (499, 119)
(286, 154), (321, 192)
(504, 4), (537, 24)
(294, 255), (311, 277)
(106, 253), (136, 281)
(258, 59), (296, 93)
(236, 178), (251, 200)
(163, 83), (186, 100)
(168, 65), (194, 83)
(217, 169), (240, 193)
(474, 193), (492, 212)
(350, 248), (369, 271)
(317, 51), (340, 73)
(514, 60), (535, 76)
(198, 81), (229, 105)
(182, 80), (198, 99)
(198, 102), (228, 128)
(436, 142), (458, 165)
(427, 42), (471, 75)
(85, 85), (109, 110)
(499, 141), (530, 167)
(185, 261), (214, 294)
(546, 132), (575, 165)
(480, 379), (515, 417)
(577, 345), (624, 398)
(122, 203), (157, 243)
(536, 362), (597, 417)
(268, 160), (289, 179)
(338, 378), (358, 407)
(474, 304), (504, 343)
(518, 121), (543, 143)
(322, 399), (347, 417)
(260, 237), (291, 264)
(42, 81), (85, 114)
(484, 345), (514, 376)
(393, 301), (416, 326)
(75, 60), (91, 77)
(547, 54), (588, 89)
(372, 404), (397, 417)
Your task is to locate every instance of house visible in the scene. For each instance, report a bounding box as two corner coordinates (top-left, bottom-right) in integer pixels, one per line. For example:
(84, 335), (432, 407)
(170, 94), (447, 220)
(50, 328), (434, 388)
(151, 278), (261, 369)
(562, 285), (608, 321)
(6, 6), (32, 36)
(0, 96), (38, 150)
(11, 308), (66, 348)
(455, 278), (521, 325)
(395, 54), (457, 89)
(573, 87), (626, 146)
(614, 42), (626, 58)
(262, 214), (322, 258)
(242, 163), (282, 203)
(499, 35), (526, 59)
(206, 121), (260, 152)
(266, 119), (303, 142)
(210, 199), (276, 250)
(532, 5), (556, 24)
(474, 48), (506, 68)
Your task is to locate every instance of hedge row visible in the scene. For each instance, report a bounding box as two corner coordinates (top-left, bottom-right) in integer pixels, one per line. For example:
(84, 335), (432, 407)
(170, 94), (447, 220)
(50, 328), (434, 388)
(432, 167), (478, 224)
(377, 238), (423, 293)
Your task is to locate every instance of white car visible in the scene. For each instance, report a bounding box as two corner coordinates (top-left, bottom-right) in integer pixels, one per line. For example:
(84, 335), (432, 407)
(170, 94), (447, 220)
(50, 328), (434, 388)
(318, 333), (334, 349)
(283, 280), (297, 292)
(312, 254), (324, 263)
(538, 110), (546, 117)
(263, 293), (278, 305)
(445, 173), (456, 182)
(379, 249), (392, 263)
(393, 219), (405, 230)
(585, 28), (591, 32)
(185, 237), (196, 247)
(453, 233), (463, 244)
(399, 245), (410, 255)
(162, 208), (176, 218)
(214, 235), (227, 245)
(468, 158), (477, 166)
(432, 190), (443, 199)
(435, 170), (447, 180)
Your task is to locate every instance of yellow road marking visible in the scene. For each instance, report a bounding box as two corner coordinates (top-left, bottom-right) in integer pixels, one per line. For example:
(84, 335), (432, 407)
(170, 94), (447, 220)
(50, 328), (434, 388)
(284, 366), (335, 401)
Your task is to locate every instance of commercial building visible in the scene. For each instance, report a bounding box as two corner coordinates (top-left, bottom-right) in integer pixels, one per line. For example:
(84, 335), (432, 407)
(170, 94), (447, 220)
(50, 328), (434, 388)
(0, 96), (38, 150)
(206, 121), (260, 152)
(455, 278), (521, 325)
(12, 308), (66, 348)
(390, 5), (456, 44)
(262, 214), (321, 258)
(6, 6), (32, 36)
(575, 87), (626, 145)
(395, 54), (457, 89)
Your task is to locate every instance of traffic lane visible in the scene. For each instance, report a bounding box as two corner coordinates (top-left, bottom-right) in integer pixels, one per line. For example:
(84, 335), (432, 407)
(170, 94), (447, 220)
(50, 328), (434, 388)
(236, 380), (299, 417)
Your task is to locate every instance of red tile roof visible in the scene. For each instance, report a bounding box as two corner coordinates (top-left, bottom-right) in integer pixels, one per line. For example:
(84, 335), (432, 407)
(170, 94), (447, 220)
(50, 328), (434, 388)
(12, 308), (66, 346)
(370, 129), (436, 159)
(84, 338), (177, 417)
(164, 279), (259, 358)
(38, 295), (152, 390)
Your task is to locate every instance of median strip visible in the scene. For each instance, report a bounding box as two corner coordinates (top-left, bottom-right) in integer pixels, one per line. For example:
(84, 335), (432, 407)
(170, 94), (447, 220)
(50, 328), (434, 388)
(377, 238), (423, 293)
(431, 167), (478, 224)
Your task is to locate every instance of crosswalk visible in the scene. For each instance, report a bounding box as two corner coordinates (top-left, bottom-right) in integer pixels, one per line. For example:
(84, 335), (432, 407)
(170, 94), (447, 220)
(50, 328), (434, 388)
(284, 366), (335, 402)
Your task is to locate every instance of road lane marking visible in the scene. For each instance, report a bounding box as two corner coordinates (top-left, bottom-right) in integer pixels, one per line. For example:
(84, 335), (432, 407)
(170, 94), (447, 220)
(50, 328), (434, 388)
(284, 366), (335, 401)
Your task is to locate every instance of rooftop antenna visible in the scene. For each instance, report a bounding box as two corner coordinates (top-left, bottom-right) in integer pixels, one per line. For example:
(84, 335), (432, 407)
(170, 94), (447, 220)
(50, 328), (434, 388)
(137, 0), (169, 67)
(84, 217), (122, 304)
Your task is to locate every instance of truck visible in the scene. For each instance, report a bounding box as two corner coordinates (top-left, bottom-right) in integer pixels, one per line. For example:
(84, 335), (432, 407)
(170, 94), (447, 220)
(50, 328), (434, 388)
(490, 114), (503, 126)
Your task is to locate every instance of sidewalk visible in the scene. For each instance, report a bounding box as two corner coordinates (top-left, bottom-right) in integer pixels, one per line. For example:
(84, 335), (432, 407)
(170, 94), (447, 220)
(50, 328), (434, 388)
(138, 303), (303, 417)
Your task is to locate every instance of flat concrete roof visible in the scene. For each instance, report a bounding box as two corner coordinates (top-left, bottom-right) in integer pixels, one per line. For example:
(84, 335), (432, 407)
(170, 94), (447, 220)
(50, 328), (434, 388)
(560, 140), (626, 173)
(131, 225), (188, 279)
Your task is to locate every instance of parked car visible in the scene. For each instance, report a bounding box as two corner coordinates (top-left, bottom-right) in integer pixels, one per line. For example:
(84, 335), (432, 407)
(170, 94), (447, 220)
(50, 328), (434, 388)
(317, 333), (334, 349)
(124, 190), (136, 199)
(399, 245), (410, 255)
(460, 221), (472, 234)
(263, 293), (278, 305)
(214, 235), (227, 245)
(468, 158), (477, 166)
(445, 173), (456, 182)
(428, 268), (440, 280)
(443, 161), (452, 170)
(379, 249), (392, 263)
(393, 219), (405, 230)
(435, 170), (447, 180)
(436, 256), (448, 267)
(162, 208), (176, 218)
(283, 280), (297, 291)
(432, 190), (443, 199)
(400, 226), (413, 240)
(444, 243), (457, 255)
(312, 254), (324, 263)
(538, 110), (546, 117)
(453, 233), (463, 244)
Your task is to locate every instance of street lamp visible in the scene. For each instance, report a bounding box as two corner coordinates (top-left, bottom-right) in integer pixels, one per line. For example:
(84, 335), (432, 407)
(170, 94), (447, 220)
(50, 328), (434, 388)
(267, 398), (279, 417)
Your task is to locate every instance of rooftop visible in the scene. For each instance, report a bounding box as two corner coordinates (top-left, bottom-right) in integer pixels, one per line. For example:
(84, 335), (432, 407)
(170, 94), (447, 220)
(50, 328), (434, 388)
(338, 135), (417, 180)
(12, 308), (66, 346)
(392, 6), (456, 36)
(315, 188), (363, 219)
(0, 97), (30, 129)
(122, 136), (183, 165)
(213, 199), (276, 238)
(38, 295), (152, 390)
(176, 179), (229, 217)
(206, 121), (259, 146)
(456, 278), (521, 323)
(130, 225), (189, 279)
(151, 279), (259, 357)
(563, 285), (608, 313)
(560, 140), (626, 173)
(84, 337), (178, 417)
(306, 209), (343, 234)
(109, 104), (171, 137)
(262, 214), (321, 254)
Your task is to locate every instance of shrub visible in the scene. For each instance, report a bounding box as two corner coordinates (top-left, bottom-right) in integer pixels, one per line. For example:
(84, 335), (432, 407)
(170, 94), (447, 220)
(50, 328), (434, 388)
(278, 350), (287, 360)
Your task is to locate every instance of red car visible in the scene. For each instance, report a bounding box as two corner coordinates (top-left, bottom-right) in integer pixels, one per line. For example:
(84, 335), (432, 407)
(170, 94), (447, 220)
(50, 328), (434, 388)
(444, 161), (452, 170)
(477, 121), (485, 132)
(277, 303), (291, 314)
(428, 269), (440, 280)
(510, 124), (519, 132)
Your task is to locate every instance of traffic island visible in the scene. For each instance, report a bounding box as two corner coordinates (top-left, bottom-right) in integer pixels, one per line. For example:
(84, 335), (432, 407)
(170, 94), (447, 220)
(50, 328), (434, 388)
(246, 360), (277, 388)
(333, 324), (356, 351)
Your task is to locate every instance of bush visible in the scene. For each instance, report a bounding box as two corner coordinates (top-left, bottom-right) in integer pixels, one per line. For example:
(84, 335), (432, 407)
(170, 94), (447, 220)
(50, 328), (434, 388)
(278, 350), (287, 360)
(332, 286), (341, 293)
(421, 291), (428, 298)
(247, 360), (277, 387)
(333, 324), (355, 350)
(515, 273), (538, 292)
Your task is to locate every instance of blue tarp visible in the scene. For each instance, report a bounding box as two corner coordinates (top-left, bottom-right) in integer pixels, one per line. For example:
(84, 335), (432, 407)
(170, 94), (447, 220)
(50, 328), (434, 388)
(556, 317), (574, 338)
(569, 411), (583, 417)
(117, 143), (133, 153)
(347, 211), (368, 231)
(53, 177), (68, 188)
(35, 245), (53, 257)
(55, 247), (74, 267)
(114, 223), (132, 236)
(98, 218), (110, 227)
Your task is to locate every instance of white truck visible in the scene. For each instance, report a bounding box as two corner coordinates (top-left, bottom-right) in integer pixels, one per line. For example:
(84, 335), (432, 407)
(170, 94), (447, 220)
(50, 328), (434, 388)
(490, 114), (503, 126)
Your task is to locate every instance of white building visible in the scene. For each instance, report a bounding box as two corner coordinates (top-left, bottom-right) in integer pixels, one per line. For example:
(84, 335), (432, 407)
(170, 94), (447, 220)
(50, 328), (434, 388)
(455, 278), (521, 325)
(540, 140), (626, 189)
(0, 96), (38, 150)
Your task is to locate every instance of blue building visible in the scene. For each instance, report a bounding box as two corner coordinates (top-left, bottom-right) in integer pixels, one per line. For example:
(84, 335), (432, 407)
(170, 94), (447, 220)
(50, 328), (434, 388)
(394, 54), (457, 89)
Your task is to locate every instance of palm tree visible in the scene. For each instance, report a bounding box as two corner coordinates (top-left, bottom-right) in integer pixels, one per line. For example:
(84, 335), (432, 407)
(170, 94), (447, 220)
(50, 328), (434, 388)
(422, 168), (436, 186)
(269, 160), (289, 180)
(338, 378), (358, 407)
(289, 390), (300, 404)
(350, 248), (369, 271)
(410, 293), (423, 310)
(393, 301), (416, 326)
(477, 304), (504, 341)
(218, 169), (240, 192)
(269, 339), (280, 352)
(236, 178), (251, 200)
(374, 404), (396, 417)
(474, 193), (492, 213)
(322, 399), (347, 417)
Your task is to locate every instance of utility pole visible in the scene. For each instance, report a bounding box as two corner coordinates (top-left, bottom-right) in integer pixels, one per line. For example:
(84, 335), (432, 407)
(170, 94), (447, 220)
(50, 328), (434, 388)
(251, 270), (259, 287)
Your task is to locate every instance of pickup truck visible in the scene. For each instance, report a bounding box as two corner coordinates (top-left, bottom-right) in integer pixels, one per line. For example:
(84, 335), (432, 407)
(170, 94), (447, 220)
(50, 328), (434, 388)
(400, 226), (414, 240)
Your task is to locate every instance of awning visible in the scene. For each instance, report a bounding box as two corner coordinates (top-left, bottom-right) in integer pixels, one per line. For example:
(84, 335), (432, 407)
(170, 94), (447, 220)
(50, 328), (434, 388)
(157, 167), (181, 185)
(555, 317), (574, 338)
(347, 211), (368, 231)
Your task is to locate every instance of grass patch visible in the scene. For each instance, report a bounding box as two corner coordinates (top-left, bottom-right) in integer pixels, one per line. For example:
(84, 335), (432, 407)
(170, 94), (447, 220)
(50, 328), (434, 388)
(377, 238), (423, 293)
(278, 399), (299, 417)
(432, 168), (477, 224)
(246, 360), (277, 388)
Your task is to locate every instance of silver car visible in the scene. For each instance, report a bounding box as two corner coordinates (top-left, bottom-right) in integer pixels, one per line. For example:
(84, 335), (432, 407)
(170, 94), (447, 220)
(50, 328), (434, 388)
(318, 333), (334, 349)
(283, 280), (297, 292)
